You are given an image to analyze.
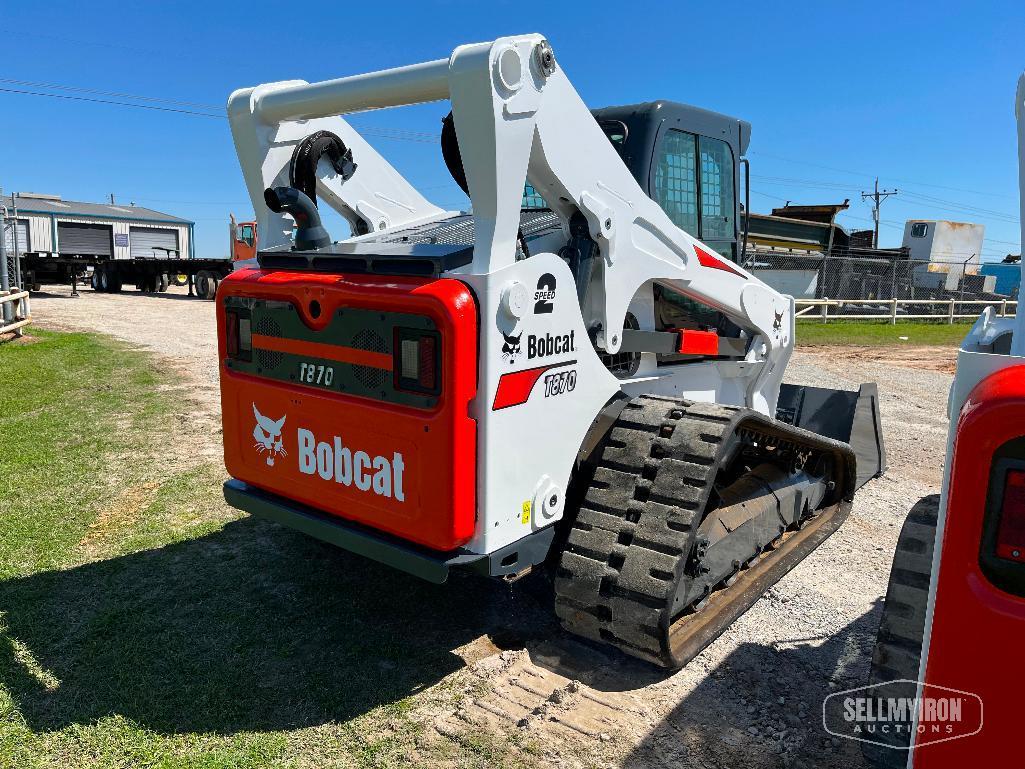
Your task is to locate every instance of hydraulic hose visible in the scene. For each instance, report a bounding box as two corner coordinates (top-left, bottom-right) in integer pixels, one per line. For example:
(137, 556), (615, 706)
(263, 186), (332, 251)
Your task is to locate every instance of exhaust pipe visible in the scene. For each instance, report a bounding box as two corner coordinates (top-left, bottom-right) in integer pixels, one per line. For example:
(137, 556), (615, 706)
(263, 186), (331, 251)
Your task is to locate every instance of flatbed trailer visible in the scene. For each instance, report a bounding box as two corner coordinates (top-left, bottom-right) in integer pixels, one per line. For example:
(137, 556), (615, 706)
(19, 252), (233, 299)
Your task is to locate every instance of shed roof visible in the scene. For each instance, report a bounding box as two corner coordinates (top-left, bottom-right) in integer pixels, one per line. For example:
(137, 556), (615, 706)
(1, 194), (192, 225)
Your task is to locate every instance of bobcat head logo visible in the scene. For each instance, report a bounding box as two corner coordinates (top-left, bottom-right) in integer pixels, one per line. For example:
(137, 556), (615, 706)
(773, 309), (784, 333)
(252, 403), (287, 466)
(502, 331), (522, 362)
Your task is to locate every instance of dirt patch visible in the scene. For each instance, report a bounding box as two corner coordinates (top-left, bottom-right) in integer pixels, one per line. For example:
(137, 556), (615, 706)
(26, 283), (953, 768)
(1, 331), (41, 345)
(76, 481), (163, 558)
(801, 344), (958, 374)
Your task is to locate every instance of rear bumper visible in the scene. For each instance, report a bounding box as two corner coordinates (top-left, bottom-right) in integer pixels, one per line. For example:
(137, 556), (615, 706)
(224, 479), (553, 583)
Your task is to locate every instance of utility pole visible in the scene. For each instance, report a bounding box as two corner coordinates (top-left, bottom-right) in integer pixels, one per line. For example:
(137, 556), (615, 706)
(861, 177), (898, 249)
(110, 193), (116, 205)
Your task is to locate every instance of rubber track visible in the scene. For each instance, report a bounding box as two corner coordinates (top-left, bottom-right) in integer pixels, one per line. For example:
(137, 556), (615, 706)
(862, 495), (939, 768)
(554, 395), (744, 667)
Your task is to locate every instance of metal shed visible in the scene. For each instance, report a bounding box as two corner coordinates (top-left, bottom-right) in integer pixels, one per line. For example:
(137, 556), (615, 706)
(1, 192), (194, 259)
(2, 218), (29, 254)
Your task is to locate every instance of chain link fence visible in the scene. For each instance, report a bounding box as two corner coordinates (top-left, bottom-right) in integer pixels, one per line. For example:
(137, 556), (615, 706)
(2, 218), (21, 289)
(742, 248), (1018, 322)
(1, 216), (30, 335)
(4, 250), (19, 287)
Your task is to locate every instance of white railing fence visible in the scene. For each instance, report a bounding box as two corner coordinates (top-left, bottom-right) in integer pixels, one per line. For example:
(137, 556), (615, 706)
(0, 289), (31, 337)
(795, 298), (1018, 324)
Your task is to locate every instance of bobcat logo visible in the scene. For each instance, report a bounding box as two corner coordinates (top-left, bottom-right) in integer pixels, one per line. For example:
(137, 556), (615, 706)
(773, 309), (784, 333)
(502, 331), (522, 363)
(252, 403), (287, 466)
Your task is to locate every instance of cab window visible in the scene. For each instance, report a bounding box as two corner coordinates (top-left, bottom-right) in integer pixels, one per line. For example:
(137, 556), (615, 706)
(699, 137), (735, 242)
(239, 224), (255, 247)
(522, 183), (548, 210)
(654, 129), (699, 236)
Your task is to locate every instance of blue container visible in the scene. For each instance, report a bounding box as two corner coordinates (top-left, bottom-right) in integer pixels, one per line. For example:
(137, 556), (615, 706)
(981, 263), (1021, 297)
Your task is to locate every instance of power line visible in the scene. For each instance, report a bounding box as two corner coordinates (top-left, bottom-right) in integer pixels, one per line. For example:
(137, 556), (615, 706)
(896, 189), (1019, 223)
(0, 80), (443, 144)
(0, 78), (222, 110)
(120, 196), (252, 206)
(0, 86), (223, 117)
(755, 172), (1021, 225)
(750, 149), (1017, 199)
(752, 174), (856, 192)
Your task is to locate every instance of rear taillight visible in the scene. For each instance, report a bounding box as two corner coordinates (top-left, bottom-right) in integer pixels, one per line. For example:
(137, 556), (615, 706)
(225, 308), (252, 362)
(996, 469), (1025, 562)
(417, 335), (437, 390)
(395, 328), (440, 395)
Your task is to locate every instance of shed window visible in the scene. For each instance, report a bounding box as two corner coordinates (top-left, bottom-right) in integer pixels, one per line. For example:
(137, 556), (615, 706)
(654, 129), (699, 236)
(911, 223), (929, 238)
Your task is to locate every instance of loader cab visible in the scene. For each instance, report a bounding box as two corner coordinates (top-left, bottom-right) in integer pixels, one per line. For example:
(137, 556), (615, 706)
(590, 101), (750, 263)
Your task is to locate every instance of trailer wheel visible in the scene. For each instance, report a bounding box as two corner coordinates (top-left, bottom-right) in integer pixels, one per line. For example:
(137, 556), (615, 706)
(90, 270), (100, 291)
(172, 273), (188, 287)
(861, 495), (939, 768)
(157, 274), (169, 292)
(97, 267), (110, 292)
(197, 271), (217, 300)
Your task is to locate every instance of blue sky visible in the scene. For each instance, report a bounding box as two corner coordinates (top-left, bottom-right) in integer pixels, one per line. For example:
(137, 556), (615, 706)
(1, 1), (1022, 260)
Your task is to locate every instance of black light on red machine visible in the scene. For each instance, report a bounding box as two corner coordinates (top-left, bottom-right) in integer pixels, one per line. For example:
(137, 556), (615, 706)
(225, 308), (253, 362)
(996, 469), (1025, 562)
(394, 328), (440, 395)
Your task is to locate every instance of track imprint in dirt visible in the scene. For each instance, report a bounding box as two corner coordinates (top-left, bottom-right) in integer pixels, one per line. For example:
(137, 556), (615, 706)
(436, 647), (647, 756)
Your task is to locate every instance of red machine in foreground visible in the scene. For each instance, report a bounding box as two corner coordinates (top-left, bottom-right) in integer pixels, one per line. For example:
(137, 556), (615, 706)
(863, 72), (1025, 768)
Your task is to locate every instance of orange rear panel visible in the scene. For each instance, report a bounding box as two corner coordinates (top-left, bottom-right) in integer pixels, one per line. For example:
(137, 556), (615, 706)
(217, 269), (478, 551)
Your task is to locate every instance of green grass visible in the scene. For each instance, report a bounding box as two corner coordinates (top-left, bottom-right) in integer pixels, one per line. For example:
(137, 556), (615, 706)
(795, 320), (975, 347)
(0, 330), (170, 578)
(0, 330), (542, 769)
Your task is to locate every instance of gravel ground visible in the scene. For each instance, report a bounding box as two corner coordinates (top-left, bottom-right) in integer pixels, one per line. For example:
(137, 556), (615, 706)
(27, 284), (952, 769)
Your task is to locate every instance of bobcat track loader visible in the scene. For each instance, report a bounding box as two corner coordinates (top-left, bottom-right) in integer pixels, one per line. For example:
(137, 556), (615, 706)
(217, 34), (885, 668)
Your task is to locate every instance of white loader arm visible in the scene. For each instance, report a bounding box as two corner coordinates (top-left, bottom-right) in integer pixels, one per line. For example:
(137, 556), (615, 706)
(228, 34), (794, 414)
(228, 78), (449, 250)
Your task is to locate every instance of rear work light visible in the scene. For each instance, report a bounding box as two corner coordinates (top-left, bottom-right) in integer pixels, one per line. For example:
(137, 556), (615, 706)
(996, 469), (1025, 562)
(394, 328), (440, 396)
(225, 308), (252, 362)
